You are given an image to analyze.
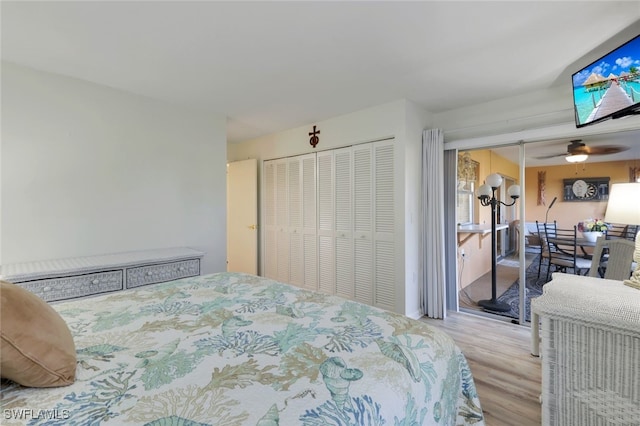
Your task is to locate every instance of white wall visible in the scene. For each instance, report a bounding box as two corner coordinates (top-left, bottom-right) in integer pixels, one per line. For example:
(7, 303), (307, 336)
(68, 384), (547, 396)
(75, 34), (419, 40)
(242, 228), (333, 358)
(401, 101), (432, 319)
(228, 100), (404, 162)
(1, 63), (227, 274)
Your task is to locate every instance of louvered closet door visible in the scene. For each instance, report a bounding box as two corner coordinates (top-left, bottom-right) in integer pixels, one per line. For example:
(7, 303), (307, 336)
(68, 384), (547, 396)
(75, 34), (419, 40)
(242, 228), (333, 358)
(373, 140), (395, 311)
(263, 141), (393, 310)
(301, 154), (318, 291)
(287, 154), (318, 290)
(353, 144), (374, 305)
(317, 150), (335, 295)
(263, 160), (277, 279)
(334, 147), (353, 299)
(275, 160), (290, 283)
(288, 158), (303, 287)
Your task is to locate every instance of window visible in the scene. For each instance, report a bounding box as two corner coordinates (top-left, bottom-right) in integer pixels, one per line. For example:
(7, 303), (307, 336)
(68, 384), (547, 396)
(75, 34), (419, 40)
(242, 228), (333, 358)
(457, 184), (475, 225)
(457, 152), (478, 225)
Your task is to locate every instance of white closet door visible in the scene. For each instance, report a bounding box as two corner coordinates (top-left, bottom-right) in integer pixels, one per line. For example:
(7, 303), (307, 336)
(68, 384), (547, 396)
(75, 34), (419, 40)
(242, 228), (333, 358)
(334, 147), (353, 299)
(373, 140), (395, 311)
(288, 158), (303, 287)
(262, 140), (394, 311)
(353, 144), (374, 305)
(275, 160), (290, 283)
(301, 154), (318, 291)
(263, 160), (277, 279)
(317, 150), (335, 295)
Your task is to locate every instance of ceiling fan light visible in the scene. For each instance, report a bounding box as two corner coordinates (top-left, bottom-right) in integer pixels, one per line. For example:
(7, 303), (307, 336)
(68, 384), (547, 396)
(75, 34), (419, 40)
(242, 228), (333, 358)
(566, 154), (588, 163)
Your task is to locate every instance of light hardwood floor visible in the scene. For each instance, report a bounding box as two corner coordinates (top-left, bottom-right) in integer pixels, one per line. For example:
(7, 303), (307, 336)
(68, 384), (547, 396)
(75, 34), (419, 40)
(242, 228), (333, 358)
(421, 312), (542, 426)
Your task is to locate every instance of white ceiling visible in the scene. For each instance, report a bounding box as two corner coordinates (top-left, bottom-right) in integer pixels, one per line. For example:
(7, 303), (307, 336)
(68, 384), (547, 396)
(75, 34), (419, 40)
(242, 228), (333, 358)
(2, 1), (640, 146)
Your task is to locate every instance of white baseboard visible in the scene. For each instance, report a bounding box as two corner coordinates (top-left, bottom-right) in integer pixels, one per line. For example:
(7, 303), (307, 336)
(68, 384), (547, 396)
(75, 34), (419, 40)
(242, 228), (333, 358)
(406, 309), (423, 320)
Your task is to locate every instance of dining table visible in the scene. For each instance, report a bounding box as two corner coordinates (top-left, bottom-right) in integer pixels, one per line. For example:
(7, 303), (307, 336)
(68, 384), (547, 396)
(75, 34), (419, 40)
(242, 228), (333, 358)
(546, 235), (596, 258)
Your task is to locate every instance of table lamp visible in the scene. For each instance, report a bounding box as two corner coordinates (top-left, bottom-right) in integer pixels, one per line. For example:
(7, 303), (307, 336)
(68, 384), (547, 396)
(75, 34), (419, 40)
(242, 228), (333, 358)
(604, 182), (640, 289)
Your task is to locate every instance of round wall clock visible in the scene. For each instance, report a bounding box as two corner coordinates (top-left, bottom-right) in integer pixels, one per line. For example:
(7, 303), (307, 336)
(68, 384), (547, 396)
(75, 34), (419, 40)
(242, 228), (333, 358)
(572, 179), (597, 199)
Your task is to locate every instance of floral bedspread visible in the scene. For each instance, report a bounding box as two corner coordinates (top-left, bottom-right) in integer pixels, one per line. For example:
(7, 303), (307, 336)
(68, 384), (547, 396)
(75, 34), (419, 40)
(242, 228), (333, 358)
(1, 272), (484, 425)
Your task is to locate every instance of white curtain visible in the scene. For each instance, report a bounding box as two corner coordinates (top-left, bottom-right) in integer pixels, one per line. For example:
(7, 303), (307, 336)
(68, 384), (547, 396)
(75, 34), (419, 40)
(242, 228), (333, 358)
(421, 129), (447, 318)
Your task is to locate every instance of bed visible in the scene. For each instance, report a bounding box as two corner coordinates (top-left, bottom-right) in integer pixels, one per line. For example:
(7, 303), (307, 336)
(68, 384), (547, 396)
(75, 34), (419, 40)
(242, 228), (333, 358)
(1, 272), (484, 425)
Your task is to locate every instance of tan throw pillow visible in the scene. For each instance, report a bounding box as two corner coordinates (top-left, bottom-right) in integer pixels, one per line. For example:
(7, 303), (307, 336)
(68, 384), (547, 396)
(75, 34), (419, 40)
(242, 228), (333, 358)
(0, 280), (76, 387)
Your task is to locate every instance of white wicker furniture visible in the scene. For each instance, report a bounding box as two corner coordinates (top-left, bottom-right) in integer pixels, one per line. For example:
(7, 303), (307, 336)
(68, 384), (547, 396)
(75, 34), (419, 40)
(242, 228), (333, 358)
(0, 247), (205, 302)
(588, 237), (636, 281)
(531, 273), (640, 426)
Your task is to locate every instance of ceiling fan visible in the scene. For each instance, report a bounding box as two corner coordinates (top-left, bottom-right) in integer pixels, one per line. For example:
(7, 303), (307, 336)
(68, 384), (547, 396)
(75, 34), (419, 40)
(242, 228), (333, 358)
(535, 140), (630, 163)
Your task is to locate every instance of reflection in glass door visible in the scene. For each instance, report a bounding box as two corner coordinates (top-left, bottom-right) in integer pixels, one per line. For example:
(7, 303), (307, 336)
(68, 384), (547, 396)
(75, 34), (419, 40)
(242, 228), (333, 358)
(499, 176), (518, 258)
(451, 136), (638, 325)
(455, 146), (523, 323)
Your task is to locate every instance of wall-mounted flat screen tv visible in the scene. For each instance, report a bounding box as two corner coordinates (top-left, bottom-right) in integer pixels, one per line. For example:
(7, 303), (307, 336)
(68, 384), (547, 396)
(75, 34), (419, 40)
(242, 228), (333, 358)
(572, 34), (640, 128)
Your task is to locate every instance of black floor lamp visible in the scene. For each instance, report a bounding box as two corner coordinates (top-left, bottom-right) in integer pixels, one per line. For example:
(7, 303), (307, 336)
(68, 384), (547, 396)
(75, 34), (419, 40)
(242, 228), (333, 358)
(477, 173), (520, 312)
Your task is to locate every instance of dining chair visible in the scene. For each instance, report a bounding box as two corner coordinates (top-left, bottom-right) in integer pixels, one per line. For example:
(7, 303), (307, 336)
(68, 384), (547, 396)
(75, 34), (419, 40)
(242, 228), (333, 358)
(589, 237), (635, 280)
(606, 223), (639, 241)
(544, 225), (592, 281)
(588, 236), (607, 278)
(535, 220), (557, 279)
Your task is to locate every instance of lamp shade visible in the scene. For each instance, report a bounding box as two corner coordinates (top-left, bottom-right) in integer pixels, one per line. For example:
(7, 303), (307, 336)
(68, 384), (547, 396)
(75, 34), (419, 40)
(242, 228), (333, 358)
(507, 185), (521, 199)
(477, 183), (492, 198)
(604, 183), (640, 225)
(485, 173), (503, 188)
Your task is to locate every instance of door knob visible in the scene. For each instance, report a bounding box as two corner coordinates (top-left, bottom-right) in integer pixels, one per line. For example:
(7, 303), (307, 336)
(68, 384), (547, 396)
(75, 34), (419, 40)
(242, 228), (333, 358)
(248, 224), (257, 230)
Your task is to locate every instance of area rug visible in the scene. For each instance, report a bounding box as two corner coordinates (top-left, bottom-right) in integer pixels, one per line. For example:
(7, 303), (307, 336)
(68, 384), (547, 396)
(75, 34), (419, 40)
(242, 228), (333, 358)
(497, 258), (521, 268)
(484, 255), (549, 322)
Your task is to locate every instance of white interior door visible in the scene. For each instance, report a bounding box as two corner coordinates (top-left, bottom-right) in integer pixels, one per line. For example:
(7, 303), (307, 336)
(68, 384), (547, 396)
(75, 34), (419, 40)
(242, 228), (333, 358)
(227, 159), (258, 274)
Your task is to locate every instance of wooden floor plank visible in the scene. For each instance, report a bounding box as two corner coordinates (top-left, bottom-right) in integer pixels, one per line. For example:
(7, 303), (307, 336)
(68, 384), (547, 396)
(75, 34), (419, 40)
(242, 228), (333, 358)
(421, 312), (541, 426)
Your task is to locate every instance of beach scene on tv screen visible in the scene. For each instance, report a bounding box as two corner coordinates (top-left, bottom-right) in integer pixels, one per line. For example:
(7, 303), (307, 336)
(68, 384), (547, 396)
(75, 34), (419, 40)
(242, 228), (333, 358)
(573, 36), (640, 126)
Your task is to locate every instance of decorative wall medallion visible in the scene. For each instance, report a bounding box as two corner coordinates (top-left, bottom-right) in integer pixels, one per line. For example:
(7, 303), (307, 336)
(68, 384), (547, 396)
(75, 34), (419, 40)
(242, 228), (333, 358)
(562, 177), (610, 201)
(309, 125), (320, 148)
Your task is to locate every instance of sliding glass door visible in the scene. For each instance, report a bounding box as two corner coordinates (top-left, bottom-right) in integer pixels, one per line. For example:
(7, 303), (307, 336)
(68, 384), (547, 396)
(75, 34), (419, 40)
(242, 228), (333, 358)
(452, 144), (525, 324)
(448, 131), (640, 326)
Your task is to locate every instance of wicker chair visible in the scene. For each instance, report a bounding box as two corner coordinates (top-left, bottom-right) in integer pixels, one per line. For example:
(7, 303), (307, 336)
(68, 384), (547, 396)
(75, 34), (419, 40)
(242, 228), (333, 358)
(588, 236), (607, 278)
(588, 236), (635, 280)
